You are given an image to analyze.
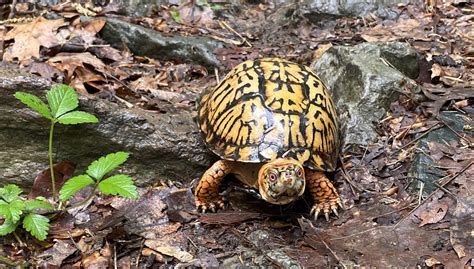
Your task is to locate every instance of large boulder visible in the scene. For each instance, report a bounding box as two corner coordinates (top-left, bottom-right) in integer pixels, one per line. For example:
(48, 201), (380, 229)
(0, 64), (212, 189)
(311, 42), (420, 147)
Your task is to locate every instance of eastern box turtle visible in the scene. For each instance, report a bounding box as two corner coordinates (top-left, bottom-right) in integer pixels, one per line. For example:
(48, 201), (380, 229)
(195, 58), (342, 220)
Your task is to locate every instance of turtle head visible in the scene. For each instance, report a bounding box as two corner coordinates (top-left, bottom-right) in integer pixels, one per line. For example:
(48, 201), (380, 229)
(257, 158), (305, 205)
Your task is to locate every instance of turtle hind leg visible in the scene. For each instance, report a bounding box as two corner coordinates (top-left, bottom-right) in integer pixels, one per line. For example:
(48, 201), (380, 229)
(305, 170), (343, 221)
(195, 160), (233, 213)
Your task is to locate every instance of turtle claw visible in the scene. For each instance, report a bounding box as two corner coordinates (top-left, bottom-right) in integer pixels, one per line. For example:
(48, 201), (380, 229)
(324, 212), (330, 222)
(196, 198), (225, 213)
(311, 207), (320, 221)
(310, 198), (344, 221)
(332, 208), (339, 217)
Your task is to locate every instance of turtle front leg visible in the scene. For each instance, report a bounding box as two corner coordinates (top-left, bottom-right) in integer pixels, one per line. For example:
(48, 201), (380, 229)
(305, 170), (343, 221)
(195, 160), (232, 213)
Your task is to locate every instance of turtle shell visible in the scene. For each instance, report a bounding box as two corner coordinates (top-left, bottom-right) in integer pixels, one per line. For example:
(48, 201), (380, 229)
(197, 58), (340, 171)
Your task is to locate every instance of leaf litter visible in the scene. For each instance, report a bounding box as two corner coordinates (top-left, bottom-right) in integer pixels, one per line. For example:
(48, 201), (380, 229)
(0, 0), (473, 267)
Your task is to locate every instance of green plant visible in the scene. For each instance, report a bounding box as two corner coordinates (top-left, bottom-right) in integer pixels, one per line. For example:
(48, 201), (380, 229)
(7, 84), (139, 242)
(0, 152), (138, 242)
(14, 85), (99, 202)
(0, 184), (53, 241)
(60, 152), (139, 204)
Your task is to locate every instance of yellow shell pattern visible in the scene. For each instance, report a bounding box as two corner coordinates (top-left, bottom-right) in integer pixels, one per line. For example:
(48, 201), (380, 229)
(197, 58), (339, 171)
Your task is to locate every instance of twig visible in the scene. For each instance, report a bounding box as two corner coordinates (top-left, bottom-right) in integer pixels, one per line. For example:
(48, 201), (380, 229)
(391, 123), (442, 155)
(0, 0), (17, 59)
(12, 231), (25, 247)
(114, 244), (117, 269)
(214, 68), (220, 84)
(301, 218), (345, 268)
(0, 256), (24, 267)
(135, 238), (145, 267)
(436, 115), (471, 145)
(219, 20), (252, 47)
(338, 155), (362, 195)
(393, 160), (473, 228)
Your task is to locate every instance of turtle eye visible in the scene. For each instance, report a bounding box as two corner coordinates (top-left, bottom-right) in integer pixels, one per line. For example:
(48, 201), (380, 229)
(295, 167), (303, 177)
(268, 172), (278, 182)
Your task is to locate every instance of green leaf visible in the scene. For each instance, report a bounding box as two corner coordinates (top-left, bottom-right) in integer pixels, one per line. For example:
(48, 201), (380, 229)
(0, 199), (25, 222)
(0, 219), (19, 236)
(98, 174), (138, 199)
(47, 84), (78, 118)
(23, 213), (50, 241)
(57, 111), (99, 125)
(87, 152), (130, 181)
(170, 8), (182, 23)
(0, 184), (23, 203)
(59, 175), (95, 202)
(24, 197), (54, 211)
(14, 92), (52, 119)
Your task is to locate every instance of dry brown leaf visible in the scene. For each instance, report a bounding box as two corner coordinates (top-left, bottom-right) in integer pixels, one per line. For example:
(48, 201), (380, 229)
(47, 52), (106, 79)
(418, 202), (449, 227)
(82, 252), (109, 268)
(3, 17), (67, 63)
(312, 43), (333, 60)
(144, 240), (193, 263)
(431, 63), (443, 78)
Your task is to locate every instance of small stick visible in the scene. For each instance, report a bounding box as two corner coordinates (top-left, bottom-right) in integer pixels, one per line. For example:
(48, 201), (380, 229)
(436, 115), (471, 145)
(302, 218), (345, 268)
(338, 155), (362, 195)
(393, 160), (473, 228)
(391, 123), (443, 155)
(215, 68), (220, 84)
(219, 20), (252, 47)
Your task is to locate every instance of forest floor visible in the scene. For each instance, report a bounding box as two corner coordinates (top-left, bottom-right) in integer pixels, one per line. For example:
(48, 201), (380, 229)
(0, 0), (473, 268)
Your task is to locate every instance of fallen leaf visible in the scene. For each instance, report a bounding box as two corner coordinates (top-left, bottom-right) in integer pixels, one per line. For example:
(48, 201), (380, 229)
(312, 43), (332, 60)
(37, 240), (77, 267)
(3, 17), (68, 64)
(418, 202), (449, 227)
(47, 52), (106, 79)
(155, 246), (193, 263)
(27, 160), (76, 199)
(431, 63), (443, 78)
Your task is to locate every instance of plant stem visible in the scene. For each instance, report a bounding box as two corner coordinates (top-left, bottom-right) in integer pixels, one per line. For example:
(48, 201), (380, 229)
(49, 120), (56, 203)
(67, 184), (98, 210)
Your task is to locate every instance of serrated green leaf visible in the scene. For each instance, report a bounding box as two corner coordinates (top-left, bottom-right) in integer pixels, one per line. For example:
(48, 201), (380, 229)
(57, 111), (99, 125)
(23, 213), (50, 241)
(47, 84), (78, 118)
(14, 92), (52, 119)
(98, 174), (138, 199)
(0, 219), (19, 236)
(0, 199), (25, 222)
(24, 197), (54, 211)
(87, 152), (130, 181)
(59, 175), (95, 202)
(0, 184), (23, 202)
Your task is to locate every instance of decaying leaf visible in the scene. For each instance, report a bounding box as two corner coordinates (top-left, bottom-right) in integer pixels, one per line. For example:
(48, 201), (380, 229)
(2, 16), (68, 63)
(145, 240), (193, 263)
(418, 202), (448, 227)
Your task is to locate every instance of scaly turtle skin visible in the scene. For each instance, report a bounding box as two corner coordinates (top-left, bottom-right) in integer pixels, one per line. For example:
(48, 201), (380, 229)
(195, 58), (342, 220)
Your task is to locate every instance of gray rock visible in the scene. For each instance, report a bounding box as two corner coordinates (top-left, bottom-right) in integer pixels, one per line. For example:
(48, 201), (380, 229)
(302, 0), (421, 20)
(310, 41), (420, 147)
(0, 64), (212, 189)
(408, 112), (468, 195)
(100, 18), (224, 71)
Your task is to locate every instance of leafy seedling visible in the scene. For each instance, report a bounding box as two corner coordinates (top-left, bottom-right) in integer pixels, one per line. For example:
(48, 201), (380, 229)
(59, 152), (138, 205)
(14, 85), (99, 202)
(0, 184), (53, 241)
